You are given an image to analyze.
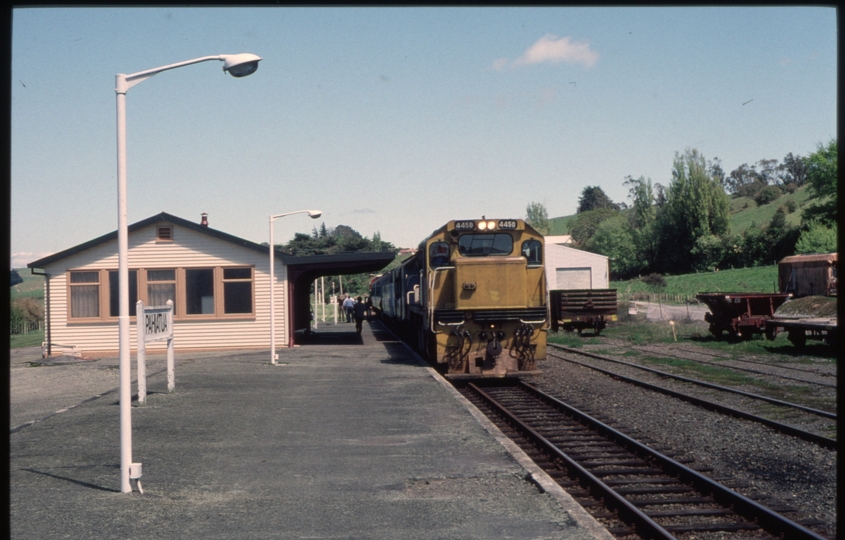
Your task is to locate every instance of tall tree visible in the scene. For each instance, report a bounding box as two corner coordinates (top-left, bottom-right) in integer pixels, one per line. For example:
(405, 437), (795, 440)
(726, 163), (765, 198)
(525, 202), (550, 235)
(577, 186), (619, 213)
(623, 175), (658, 272)
(781, 152), (807, 188)
(656, 148), (730, 274)
(801, 139), (837, 225)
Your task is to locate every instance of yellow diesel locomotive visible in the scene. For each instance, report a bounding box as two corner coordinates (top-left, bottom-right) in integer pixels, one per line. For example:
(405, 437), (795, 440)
(370, 218), (548, 376)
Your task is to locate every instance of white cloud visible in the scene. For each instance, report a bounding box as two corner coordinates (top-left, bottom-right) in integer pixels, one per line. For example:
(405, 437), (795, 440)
(507, 34), (599, 69)
(492, 57), (509, 71)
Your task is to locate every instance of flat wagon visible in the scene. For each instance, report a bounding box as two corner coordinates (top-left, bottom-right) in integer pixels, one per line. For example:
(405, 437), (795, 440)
(696, 292), (792, 339)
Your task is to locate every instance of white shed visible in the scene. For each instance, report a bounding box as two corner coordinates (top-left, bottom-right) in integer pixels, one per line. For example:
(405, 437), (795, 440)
(544, 241), (610, 290)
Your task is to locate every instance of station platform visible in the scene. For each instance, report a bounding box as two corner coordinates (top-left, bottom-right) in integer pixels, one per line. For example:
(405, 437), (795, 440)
(9, 320), (611, 539)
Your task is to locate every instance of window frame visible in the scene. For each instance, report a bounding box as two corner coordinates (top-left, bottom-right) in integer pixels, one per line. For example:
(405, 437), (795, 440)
(521, 239), (543, 267)
(66, 265), (256, 323)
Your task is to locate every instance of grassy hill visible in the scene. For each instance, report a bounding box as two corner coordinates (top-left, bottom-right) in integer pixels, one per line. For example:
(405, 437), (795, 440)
(11, 269), (44, 301)
(611, 265), (779, 297)
(550, 185), (815, 241)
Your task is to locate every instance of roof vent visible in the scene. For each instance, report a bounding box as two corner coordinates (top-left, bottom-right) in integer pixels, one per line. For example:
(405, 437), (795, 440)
(201, 213), (208, 227)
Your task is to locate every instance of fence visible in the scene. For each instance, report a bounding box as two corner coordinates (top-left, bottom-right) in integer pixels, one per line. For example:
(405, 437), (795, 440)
(10, 320), (43, 336)
(621, 292), (701, 305)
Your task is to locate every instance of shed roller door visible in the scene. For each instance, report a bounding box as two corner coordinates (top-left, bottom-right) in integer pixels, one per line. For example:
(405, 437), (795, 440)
(556, 268), (591, 290)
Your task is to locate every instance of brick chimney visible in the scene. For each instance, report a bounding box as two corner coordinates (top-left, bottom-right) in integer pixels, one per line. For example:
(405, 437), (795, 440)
(201, 213), (208, 227)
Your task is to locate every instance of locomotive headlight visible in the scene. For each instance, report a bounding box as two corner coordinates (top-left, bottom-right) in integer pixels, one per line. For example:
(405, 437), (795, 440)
(478, 221), (487, 231)
(486, 220), (497, 230)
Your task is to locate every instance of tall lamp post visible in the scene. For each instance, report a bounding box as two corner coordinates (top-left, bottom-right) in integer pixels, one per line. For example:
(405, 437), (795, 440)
(269, 210), (322, 364)
(114, 53), (261, 494)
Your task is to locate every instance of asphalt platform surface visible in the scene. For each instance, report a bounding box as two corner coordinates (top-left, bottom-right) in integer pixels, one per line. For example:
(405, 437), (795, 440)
(9, 320), (611, 540)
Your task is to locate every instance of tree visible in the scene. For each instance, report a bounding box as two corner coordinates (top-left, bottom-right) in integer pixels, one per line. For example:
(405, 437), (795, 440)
(281, 224), (398, 298)
(726, 163), (766, 198)
(655, 148), (730, 274)
(567, 207), (618, 248)
(10, 269), (23, 287)
(756, 158), (785, 186)
(525, 202), (550, 235)
(577, 186), (619, 214)
(781, 152), (807, 188)
(690, 235), (724, 272)
(623, 175), (658, 274)
(801, 139), (837, 225)
(589, 214), (641, 278)
(795, 221), (837, 254)
(766, 208), (800, 263)
(624, 176), (655, 230)
(754, 185), (782, 206)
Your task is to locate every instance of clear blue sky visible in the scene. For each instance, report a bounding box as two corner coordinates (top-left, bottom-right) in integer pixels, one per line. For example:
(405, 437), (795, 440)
(11, 6), (837, 267)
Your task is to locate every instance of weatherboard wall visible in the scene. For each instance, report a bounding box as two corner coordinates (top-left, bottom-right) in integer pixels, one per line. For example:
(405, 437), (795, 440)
(544, 242), (610, 290)
(38, 221), (285, 356)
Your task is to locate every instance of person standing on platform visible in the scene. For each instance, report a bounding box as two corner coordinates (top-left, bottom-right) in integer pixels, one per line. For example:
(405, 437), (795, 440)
(353, 296), (368, 335)
(343, 295), (355, 323)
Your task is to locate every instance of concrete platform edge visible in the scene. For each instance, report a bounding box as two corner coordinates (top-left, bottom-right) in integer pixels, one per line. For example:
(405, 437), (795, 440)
(391, 337), (614, 540)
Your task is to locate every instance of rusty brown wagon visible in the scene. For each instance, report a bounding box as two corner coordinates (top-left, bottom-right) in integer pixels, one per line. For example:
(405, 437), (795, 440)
(696, 292), (792, 339)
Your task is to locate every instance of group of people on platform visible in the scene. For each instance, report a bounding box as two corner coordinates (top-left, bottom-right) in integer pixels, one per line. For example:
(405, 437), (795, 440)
(339, 294), (372, 335)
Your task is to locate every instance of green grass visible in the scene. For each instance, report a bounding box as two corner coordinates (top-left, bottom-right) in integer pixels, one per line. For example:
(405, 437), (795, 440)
(728, 185), (814, 234)
(549, 317), (837, 362)
(10, 330), (45, 349)
(548, 215), (577, 236)
(611, 265), (779, 297)
(11, 268), (45, 301)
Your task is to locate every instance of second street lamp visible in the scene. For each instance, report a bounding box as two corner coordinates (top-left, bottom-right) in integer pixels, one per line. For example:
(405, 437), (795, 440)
(269, 210), (322, 365)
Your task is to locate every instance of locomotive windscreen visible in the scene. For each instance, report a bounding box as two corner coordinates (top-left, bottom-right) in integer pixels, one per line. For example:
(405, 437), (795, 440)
(457, 233), (513, 256)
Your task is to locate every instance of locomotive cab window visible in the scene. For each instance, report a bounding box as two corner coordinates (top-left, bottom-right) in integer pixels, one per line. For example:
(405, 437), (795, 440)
(457, 234), (513, 257)
(429, 241), (451, 268)
(521, 239), (542, 266)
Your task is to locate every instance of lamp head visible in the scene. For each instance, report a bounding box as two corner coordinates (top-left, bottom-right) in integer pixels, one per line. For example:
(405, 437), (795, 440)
(221, 53), (262, 77)
(308, 211), (322, 219)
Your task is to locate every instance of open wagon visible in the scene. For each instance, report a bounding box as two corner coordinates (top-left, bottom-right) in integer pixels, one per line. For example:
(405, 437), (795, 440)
(550, 289), (618, 335)
(696, 292), (792, 339)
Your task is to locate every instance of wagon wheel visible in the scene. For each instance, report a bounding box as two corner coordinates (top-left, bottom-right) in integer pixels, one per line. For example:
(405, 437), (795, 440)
(708, 324), (723, 340)
(788, 330), (807, 348)
(765, 324), (778, 341)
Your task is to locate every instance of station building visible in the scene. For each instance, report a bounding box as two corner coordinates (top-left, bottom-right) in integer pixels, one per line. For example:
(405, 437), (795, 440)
(27, 212), (394, 357)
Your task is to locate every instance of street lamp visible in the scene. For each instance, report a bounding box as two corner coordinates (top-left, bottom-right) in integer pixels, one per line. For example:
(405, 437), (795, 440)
(114, 53), (261, 494)
(269, 210), (322, 364)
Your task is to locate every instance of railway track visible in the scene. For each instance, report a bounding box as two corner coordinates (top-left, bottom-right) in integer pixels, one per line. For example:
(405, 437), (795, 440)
(547, 345), (836, 449)
(632, 345), (836, 388)
(459, 379), (830, 540)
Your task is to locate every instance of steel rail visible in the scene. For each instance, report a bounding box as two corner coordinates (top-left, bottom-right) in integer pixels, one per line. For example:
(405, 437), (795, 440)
(469, 380), (827, 540)
(632, 346), (836, 388)
(551, 344), (836, 420)
(515, 381), (828, 540)
(671, 346), (837, 378)
(467, 381), (677, 540)
(547, 348), (836, 450)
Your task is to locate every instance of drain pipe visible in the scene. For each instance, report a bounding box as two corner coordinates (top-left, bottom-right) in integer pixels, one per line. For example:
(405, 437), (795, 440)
(29, 268), (51, 357)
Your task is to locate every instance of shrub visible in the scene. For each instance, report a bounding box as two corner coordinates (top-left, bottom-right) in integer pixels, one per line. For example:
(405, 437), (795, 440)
(754, 185), (782, 205)
(784, 199), (797, 213)
(640, 273), (667, 290)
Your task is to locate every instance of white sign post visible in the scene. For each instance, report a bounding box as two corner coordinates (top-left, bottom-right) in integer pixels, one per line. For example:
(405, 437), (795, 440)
(136, 300), (175, 405)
